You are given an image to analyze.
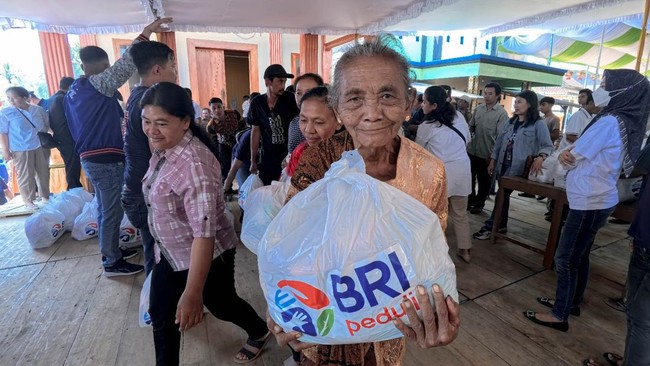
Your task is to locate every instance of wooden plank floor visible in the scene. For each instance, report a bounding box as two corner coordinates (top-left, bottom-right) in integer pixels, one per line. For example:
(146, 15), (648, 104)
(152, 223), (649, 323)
(0, 193), (631, 365)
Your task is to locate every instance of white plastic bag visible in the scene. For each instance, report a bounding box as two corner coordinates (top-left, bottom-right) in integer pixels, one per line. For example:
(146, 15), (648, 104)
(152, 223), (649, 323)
(241, 180), (290, 254)
(258, 151), (458, 345)
(139, 273), (152, 328)
(528, 153), (558, 184)
(72, 198), (99, 241)
(68, 187), (94, 203)
(238, 173), (264, 208)
(51, 193), (84, 232)
(24, 207), (66, 249)
(119, 215), (141, 244)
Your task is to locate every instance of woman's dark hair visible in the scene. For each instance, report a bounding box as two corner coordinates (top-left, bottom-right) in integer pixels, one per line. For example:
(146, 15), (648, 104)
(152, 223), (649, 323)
(140, 82), (219, 158)
(515, 90), (540, 124)
(299, 86), (331, 108)
(5, 86), (29, 99)
(294, 73), (324, 87)
(423, 86), (456, 127)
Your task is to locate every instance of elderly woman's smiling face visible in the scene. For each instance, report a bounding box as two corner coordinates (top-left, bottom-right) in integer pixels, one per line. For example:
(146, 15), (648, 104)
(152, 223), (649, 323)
(336, 56), (410, 149)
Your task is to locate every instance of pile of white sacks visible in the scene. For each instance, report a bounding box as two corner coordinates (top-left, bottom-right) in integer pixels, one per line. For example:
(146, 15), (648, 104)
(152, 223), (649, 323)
(24, 188), (141, 249)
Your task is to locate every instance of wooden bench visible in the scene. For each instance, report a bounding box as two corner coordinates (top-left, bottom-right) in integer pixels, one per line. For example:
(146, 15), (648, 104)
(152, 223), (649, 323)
(491, 176), (568, 269)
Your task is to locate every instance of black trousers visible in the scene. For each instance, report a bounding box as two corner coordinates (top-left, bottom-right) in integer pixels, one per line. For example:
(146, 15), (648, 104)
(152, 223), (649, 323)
(469, 154), (491, 209)
(149, 249), (267, 366)
(57, 143), (82, 190)
(218, 144), (233, 183)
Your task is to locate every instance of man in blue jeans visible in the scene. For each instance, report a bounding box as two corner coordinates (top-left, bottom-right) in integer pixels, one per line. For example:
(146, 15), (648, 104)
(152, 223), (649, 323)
(122, 40), (177, 275)
(64, 18), (171, 277)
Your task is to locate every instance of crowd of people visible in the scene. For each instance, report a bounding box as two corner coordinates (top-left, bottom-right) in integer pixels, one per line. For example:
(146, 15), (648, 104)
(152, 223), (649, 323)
(0, 16), (648, 366)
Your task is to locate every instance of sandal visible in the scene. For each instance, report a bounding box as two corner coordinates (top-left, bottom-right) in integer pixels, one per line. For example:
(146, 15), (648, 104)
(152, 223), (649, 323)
(583, 359), (603, 366)
(233, 331), (271, 364)
(602, 352), (623, 366)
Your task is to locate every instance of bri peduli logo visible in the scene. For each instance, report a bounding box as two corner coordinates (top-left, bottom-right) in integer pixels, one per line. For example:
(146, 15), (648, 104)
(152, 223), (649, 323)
(120, 227), (137, 242)
(85, 222), (98, 236)
(51, 222), (63, 238)
(273, 248), (421, 338)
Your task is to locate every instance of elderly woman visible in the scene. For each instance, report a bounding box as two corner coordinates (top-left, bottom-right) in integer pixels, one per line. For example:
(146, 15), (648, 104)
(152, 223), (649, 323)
(140, 82), (269, 365)
(0, 86), (50, 210)
(269, 40), (460, 366)
(525, 69), (650, 333)
(473, 90), (554, 240)
(416, 86), (472, 263)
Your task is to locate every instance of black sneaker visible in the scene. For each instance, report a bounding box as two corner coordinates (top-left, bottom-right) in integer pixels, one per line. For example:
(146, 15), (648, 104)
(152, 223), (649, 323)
(103, 259), (144, 277)
(102, 248), (138, 262)
(473, 229), (491, 240)
(497, 227), (508, 234)
(121, 248), (138, 260)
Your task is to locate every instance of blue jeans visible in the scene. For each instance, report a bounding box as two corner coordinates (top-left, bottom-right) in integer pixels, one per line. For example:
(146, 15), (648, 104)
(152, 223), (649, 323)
(551, 207), (615, 321)
(623, 244), (650, 365)
(82, 161), (125, 267)
(121, 193), (155, 275)
(483, 188), (513, 230)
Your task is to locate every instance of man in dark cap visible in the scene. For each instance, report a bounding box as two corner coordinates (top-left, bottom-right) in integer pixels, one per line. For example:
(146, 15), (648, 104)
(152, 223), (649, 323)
(247, 64), (299, 185)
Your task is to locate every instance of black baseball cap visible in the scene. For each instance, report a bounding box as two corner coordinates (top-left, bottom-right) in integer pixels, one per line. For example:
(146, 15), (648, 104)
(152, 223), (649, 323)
(264, 64), (294, 79)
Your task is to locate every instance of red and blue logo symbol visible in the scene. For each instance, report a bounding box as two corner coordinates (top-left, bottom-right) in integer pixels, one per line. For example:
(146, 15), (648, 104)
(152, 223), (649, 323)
(275, 280), (334, 337)
(120, 227), (137, 242)
(85, 223), (98, 236)
(51, 223), (62, 238)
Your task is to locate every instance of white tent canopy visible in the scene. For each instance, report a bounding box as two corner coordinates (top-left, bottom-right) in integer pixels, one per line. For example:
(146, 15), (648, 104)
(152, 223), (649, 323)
(0, 0), (647, 35)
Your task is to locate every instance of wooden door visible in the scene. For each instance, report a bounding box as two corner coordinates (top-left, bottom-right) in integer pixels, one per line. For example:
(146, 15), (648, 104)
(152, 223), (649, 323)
(187, 39), (259, 110)
(195, 48), (226, 109)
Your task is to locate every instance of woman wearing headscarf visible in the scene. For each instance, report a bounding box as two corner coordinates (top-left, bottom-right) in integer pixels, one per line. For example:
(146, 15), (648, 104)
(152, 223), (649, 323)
(524, 69), (650, 332)
(415, 86), (472, 263)
(267, 40), (460, 366)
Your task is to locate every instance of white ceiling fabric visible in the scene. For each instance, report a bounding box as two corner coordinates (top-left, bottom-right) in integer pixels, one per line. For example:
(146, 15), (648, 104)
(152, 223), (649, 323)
(0, 0), (646, 35)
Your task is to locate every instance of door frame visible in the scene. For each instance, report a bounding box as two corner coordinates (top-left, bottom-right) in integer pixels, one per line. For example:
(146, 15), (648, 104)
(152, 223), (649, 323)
(187, 39), (259, 106)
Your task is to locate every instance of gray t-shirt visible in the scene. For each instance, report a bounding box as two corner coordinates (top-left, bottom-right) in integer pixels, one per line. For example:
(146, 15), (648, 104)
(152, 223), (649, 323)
(467, 103), (509, 160)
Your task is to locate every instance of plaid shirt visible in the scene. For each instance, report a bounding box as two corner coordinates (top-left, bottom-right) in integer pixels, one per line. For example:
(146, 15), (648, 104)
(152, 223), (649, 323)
(143, 130), (237, 272)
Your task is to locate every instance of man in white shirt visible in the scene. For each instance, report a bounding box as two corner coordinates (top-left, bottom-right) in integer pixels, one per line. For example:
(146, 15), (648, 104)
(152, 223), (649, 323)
(559, 89), (600, 151)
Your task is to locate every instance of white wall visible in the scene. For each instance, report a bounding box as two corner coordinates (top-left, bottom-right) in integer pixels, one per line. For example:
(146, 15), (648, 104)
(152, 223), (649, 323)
(95, 32), (303, 93)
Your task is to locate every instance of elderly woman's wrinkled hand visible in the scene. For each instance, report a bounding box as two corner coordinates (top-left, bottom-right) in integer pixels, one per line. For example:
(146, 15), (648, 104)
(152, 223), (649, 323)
(393, 284), (460, 348)
(266, 310), (316, 352)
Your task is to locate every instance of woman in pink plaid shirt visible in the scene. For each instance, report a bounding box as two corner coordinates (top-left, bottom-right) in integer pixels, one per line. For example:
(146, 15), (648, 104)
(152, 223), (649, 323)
(140, 82), (269, 365)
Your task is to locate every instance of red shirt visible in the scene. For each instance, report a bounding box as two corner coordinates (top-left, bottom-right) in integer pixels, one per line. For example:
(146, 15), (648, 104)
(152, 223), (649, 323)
(286, 142), (309, 177)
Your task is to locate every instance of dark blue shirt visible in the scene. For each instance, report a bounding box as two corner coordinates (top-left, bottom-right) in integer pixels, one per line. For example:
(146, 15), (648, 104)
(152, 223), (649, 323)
(233, 129), (252, 172)
(629, 176), (650, 249)
(123, 86), (150, 196)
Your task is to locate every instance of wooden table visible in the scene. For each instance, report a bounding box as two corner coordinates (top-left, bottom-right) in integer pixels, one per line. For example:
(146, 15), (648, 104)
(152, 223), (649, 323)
(490, 176), (568, 269)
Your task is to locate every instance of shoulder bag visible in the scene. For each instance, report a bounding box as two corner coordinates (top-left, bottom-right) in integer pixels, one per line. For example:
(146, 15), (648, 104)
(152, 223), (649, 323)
(15, 107), (58, 149)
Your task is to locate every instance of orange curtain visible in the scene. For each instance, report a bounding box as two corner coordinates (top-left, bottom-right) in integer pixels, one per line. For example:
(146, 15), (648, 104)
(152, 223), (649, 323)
(79, 34), (97, 47)
(38, 32), (74, 95)
(269, 33), (282, 65)
(300, 34), (318, 75)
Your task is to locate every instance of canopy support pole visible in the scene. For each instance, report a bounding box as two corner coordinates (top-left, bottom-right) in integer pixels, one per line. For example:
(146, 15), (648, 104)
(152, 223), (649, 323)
(593, 26), (607, 90)
(547, 34), (554, 66)
(635, 0), (650, 71)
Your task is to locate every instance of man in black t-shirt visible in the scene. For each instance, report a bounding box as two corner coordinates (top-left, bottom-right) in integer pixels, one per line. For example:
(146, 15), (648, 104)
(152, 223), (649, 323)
(247, 64), (299, 185)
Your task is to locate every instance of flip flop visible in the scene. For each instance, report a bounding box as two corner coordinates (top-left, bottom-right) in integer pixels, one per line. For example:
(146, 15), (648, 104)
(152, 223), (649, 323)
(233, 331), (271, 364)
(583, 358), (603, 366)
(602, 352), (623, 366)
